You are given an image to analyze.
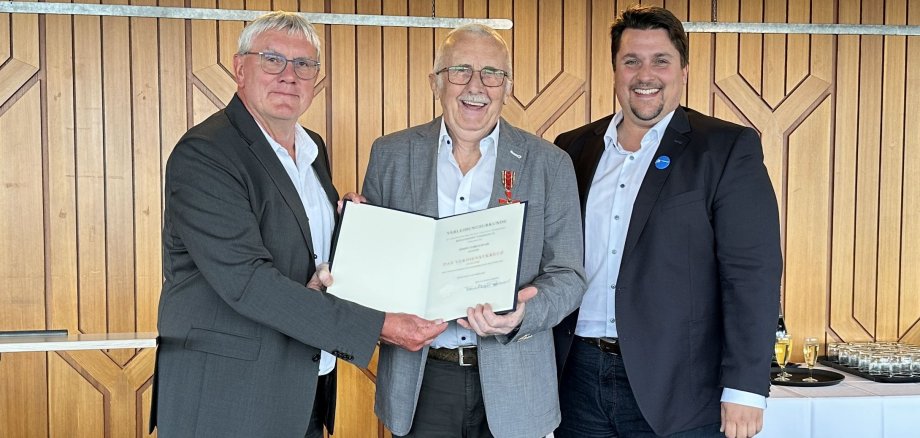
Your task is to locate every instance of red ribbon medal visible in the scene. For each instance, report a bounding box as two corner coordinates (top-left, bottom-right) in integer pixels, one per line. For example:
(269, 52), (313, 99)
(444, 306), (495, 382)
(498, 170), (520, 204)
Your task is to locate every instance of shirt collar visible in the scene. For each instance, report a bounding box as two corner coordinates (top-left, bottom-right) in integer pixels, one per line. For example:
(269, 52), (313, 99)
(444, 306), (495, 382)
(437, 118), (500, 157)
(256, 122), (319, 167)
(603, 109), (676, 153)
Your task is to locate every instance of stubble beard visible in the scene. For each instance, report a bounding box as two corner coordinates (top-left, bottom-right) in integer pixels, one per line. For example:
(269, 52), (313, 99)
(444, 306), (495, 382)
(630, 99), (665, 122)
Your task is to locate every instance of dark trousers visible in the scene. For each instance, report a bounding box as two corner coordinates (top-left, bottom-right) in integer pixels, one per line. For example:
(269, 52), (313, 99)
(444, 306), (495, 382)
(306, 373), (332, 438)
(556, 340), (723, 438)
(399, 357), (494, 438)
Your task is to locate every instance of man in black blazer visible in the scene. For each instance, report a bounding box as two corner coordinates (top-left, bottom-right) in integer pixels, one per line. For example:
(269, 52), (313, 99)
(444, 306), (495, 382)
(553, 6), (781, 438)
(150, 11), (445, 438)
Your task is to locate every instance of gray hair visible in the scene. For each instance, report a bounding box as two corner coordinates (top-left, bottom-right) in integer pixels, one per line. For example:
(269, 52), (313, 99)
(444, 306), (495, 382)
(237, 11), (322, 60)
(432, 24), (513, 87)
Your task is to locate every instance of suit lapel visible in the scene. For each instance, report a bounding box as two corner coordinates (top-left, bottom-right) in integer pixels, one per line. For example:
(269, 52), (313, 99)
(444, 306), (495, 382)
(489, 119), (526, 208)
(308, 131), (339, 211)
(225, 94), (316, 257)
(410, 119), (441, 217)
(622, 107), (691, 260)
(572, 120), (609, 214)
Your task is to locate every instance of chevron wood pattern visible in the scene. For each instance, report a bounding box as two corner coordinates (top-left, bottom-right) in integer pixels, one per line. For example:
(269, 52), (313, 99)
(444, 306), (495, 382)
(1, 1), (920, 437)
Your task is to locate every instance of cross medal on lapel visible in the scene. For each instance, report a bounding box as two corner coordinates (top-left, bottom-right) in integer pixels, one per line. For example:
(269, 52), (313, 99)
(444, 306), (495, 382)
(498, 170), (520, 204)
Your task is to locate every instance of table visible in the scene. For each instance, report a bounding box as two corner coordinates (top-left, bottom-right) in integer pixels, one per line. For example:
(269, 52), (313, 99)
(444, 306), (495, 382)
(761, 365), (920, 438)
(0, 331), (157, 357)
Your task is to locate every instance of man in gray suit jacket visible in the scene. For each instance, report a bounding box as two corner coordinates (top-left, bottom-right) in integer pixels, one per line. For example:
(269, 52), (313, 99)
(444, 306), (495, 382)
(150, 12), (445, 438)
(364, 24), (587, 438)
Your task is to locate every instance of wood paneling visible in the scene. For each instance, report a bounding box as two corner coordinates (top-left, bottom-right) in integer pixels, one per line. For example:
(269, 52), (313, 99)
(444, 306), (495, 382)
(2, 1), (920, 436)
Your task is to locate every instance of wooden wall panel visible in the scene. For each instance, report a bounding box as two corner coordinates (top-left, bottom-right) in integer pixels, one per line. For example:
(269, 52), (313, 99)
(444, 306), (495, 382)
(3, 1), (920, 436)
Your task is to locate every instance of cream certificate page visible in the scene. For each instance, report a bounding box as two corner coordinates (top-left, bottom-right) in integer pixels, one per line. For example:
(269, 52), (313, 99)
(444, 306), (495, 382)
(327, 202), (526, 321)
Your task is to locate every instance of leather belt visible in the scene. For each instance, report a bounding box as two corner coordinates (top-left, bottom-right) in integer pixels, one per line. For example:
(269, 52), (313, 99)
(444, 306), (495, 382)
(576, 335), (621, 355)
(427, 346), (478, 367)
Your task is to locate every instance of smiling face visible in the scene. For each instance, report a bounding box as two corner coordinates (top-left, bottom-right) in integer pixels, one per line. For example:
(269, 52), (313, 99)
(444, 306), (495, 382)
(233, 29), (317, 129)
(613, 28), (688, 130)
(430, 32), (512, 145)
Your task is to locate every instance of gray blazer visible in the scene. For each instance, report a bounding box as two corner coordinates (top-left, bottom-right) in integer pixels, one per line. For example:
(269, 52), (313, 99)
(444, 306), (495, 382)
(365, 118), (587, 438)
(151, 94), (385, 437)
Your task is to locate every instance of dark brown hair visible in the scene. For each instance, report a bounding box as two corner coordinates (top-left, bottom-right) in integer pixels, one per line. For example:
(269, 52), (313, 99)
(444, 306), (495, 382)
(610, 5), (689, 70)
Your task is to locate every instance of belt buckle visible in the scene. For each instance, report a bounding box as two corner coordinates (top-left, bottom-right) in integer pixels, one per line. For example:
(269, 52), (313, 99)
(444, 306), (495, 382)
(458, 346), (474, 367)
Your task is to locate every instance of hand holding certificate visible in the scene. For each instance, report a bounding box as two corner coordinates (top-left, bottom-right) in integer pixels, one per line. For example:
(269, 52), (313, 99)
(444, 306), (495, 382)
(327, 202), (526, 321)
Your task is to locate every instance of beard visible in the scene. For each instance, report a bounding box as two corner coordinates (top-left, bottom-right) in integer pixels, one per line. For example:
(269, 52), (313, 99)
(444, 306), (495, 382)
(629, 99), (665, 122)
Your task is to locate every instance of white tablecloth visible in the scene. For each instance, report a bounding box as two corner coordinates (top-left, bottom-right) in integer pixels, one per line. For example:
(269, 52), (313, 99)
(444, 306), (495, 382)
(761, 366), (920, 438)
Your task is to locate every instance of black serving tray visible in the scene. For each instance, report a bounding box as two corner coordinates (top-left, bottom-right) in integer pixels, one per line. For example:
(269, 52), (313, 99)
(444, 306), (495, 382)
(817, 356), (920, 383)
(770, 366), (844, 387)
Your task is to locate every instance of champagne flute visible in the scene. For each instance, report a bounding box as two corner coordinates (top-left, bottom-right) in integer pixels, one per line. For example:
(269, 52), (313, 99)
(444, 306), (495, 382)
(803, 337), (820, 382)
(774, 335), (792, 382)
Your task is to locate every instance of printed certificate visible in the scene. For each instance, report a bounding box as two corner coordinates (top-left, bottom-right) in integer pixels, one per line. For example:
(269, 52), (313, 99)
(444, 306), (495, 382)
(327, 202), (526, 321)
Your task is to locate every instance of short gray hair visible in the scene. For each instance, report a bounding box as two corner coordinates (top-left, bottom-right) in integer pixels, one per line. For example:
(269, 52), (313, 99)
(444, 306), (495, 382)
(237, 11), (322, 60)
(432, 24), (513, 81)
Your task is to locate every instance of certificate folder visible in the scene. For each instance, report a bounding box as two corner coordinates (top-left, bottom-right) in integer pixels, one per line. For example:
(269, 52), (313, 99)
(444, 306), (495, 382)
(327, 202), (526, 321)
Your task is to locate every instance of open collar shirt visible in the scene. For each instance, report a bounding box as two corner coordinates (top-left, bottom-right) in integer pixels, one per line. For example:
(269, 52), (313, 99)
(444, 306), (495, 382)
(431, 120), (499, 349)
(259, 123), (336, 375)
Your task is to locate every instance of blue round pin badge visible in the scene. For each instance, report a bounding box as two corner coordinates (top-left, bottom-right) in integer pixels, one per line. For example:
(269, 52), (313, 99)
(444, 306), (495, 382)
(655, 155), (670, 170)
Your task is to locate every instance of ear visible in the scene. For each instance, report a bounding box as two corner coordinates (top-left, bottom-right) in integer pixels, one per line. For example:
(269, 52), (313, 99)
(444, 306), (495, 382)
(681, 64), (689, 84)
(429, 73), (439, 99)
(503, 79), (513, 104)
(233, 54), (245, 87)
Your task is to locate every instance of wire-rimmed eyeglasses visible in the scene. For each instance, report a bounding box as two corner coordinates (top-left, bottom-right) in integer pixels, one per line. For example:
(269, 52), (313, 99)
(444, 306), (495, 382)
(242, 52), (321, 81)
(434, 65), (509, 87)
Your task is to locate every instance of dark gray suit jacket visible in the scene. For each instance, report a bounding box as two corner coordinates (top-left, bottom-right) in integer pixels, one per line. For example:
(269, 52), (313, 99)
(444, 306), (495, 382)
(151, 94), (384, 437)
(554, 107), (782, 435)
(366, 118), (587, 438)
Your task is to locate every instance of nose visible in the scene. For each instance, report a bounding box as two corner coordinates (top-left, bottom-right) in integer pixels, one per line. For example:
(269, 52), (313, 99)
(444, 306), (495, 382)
(636, 63), (655, 80)
(278, 61), (298, 81)
(464, 71), (487, 91)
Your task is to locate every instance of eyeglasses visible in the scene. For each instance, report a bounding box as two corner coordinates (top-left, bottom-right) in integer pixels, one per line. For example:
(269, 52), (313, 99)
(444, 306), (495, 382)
(242, 52), (321, 80)
(435, 65), (509, 87)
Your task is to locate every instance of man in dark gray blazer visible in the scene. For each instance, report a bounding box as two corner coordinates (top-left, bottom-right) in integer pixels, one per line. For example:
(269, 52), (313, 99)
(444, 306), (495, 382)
(150, 12), (445, 438)
(365, 25), (586, 438)
(553, 6), (782, 438)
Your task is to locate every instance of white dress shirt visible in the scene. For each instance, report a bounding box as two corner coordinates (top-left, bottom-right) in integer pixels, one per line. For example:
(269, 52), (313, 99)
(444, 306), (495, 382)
(259, 123), (337, 376)
(577, 111), (765, 409)
(430, 120), (499, 349)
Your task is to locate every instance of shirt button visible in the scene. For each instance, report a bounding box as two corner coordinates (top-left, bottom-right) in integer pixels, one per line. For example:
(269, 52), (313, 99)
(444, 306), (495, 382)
(313, 254), (318, 259)
(619, 184), (625, 188)
(461, 336), (467, 341)
(629, 156), (635, 160)
(609, 318), (616, 323)
(614, 215), (620, 220)
(611, 249), (617, 255)
(610, 284), (615, 289)
(459, 196), (465, 201)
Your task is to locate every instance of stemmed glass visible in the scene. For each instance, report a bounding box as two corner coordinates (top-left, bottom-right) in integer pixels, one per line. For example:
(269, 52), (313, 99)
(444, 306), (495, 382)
(803, 337), (820, 382)
(774, 335), (792, 382)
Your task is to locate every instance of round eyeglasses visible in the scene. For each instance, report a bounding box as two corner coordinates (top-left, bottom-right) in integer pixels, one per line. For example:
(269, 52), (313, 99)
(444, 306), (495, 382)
(435, 65), (509, 87)
(243, 52), (321, 81)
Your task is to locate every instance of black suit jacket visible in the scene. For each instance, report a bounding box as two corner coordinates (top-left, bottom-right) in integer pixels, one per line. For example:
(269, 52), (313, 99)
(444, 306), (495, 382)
(553, 107), (782, 435)
(151, 94), (384, 437)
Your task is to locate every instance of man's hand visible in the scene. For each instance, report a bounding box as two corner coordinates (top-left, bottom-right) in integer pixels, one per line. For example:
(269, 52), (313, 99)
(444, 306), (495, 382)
(337, 192), (367, 214)
(307, 263), (333, 291)
(457, 286), (538, 337)
(380, 313), (447, 351)
(720, 402), (763, 438)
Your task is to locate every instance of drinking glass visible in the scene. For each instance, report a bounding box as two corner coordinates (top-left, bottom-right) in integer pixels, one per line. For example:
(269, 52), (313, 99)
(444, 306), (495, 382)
(803, 337), (820, 382)
(774, 335), (792, 382)
(827, 342), (841, 362)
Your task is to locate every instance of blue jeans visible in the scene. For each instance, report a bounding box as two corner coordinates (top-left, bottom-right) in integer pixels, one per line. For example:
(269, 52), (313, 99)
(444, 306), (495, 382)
(556, 340), (723, 438)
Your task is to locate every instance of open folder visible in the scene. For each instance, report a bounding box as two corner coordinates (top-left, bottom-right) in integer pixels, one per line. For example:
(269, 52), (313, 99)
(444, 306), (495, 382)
(327, 202), (526, 321)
